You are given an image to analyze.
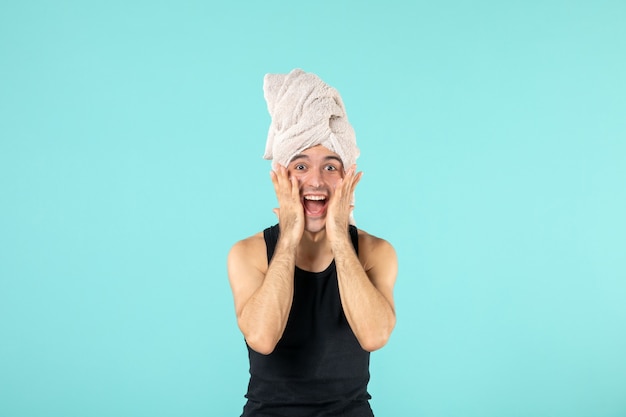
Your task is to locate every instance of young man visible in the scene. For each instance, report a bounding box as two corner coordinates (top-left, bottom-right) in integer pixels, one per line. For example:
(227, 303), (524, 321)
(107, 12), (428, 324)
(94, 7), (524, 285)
(228, 69), (397, 417)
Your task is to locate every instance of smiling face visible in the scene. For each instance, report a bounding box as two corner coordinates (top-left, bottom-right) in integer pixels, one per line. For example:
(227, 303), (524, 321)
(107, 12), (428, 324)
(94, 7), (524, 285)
(286, 145), (345, 234)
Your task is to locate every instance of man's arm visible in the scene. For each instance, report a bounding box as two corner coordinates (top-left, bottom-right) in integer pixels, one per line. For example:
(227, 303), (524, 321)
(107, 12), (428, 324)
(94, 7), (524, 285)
(227, 165), (304, 355)
(333, 232), (397, 352)
(227, 234), (297, 355)
(325, 165), (397, 352)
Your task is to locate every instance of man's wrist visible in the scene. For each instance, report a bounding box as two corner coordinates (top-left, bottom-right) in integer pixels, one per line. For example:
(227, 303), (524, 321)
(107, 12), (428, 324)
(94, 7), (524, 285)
(329, 227), (353, 253)
(276, 235), (299, 253)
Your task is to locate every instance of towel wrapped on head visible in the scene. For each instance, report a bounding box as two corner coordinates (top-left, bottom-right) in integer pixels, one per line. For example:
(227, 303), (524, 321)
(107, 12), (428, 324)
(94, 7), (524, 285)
(263, 68), (359, 169)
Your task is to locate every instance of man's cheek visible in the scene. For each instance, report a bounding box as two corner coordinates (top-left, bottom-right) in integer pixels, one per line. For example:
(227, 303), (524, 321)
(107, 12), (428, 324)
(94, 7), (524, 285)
(292, 174), (306, 186)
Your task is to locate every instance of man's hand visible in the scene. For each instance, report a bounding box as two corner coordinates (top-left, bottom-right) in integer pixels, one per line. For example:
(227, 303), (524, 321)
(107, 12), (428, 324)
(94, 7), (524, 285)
(270, 164), (305, 246)
(326, 164), (363, 245)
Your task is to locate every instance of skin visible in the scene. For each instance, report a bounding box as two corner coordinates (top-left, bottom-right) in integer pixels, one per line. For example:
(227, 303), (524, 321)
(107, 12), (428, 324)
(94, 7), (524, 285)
(227, 145), (397, 354)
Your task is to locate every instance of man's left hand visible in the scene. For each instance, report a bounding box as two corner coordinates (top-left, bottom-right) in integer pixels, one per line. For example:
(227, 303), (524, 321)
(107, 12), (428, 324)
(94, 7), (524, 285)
(326, 164), (363, 245)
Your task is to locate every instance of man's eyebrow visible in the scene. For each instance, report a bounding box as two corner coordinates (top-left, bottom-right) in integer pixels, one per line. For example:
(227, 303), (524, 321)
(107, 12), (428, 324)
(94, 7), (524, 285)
(324, 156), (343, 164)
(290, 154), (310, 162)
(289, 154), (343, 165)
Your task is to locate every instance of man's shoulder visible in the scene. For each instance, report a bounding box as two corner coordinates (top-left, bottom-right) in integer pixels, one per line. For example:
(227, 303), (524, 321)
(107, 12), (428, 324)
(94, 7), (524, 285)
(356, 229), (396, 271)
(228, 230), (269, 272)
(356, 228), (394, 252)
(230, 230), (266, 256)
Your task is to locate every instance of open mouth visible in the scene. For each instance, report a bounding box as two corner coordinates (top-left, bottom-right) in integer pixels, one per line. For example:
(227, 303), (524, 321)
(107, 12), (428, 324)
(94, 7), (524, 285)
(302, 194), (328, 217)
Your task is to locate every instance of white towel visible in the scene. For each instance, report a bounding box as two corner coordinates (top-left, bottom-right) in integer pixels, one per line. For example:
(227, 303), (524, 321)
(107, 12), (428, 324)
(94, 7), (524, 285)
(263, 69), (359, 169)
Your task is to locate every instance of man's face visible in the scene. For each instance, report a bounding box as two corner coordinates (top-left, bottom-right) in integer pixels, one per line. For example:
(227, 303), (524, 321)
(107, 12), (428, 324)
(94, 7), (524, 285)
(286, 145), (344, 234)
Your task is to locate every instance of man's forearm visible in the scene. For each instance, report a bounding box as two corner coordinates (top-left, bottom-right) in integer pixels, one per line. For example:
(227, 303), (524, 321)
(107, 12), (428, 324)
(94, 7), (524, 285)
(238, 238), (297, 355)
(333, 236), (396, 352)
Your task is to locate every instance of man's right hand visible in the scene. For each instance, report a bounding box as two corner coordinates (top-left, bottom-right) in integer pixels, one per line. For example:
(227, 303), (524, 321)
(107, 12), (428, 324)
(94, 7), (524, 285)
(270, 164), (304, 246)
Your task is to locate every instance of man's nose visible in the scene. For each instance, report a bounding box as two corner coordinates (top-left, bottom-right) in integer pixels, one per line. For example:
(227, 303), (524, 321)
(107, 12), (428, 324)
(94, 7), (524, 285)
(304, 169), (323, 188)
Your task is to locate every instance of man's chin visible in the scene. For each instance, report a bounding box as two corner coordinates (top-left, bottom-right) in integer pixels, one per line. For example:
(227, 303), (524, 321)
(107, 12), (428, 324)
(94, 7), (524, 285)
(304, 217), (326, 234)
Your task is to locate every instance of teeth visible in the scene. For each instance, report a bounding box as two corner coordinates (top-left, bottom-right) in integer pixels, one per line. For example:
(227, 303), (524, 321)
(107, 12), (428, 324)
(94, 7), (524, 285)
(304, 195), (326, 201)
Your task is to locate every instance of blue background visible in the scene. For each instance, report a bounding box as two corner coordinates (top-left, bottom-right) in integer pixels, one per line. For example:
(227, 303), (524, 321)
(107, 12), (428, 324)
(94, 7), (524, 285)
(1, 1), (625, 416)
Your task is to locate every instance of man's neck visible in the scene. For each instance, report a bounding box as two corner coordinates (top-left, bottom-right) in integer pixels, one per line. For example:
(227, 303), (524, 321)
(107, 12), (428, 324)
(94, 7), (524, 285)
(295, 229), (334, 272)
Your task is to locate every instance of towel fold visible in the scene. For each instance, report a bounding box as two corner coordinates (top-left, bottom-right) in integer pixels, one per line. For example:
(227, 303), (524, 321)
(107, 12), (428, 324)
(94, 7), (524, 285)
(263, 69), (359, 169)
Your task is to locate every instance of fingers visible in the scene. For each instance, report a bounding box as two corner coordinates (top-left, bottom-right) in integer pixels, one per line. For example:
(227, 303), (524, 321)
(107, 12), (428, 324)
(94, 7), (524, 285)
(270, 164), (301, 220)
(270, 165), (285, 191)
(270, 165), (297, 197)
(335, 165), (362, 197)
(328, 165), (362, 217)
(290, 173), (300, 199)
(350, 171), (363, 194)
(270, 164), (305, 243)
(270, 170), (279, 195)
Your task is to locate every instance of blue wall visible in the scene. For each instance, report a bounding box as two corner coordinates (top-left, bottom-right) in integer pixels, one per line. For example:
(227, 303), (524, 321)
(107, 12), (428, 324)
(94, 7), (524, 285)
(1, 1), (625, 416)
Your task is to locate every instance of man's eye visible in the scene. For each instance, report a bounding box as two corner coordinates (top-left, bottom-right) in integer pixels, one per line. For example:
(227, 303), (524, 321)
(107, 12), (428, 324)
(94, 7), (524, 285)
(295, 164), (306, 170)
(325, 165), (337, 171)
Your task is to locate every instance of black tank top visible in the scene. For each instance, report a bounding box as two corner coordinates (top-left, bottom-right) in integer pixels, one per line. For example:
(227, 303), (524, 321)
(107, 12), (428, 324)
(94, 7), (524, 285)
(241, 224), (373, 417)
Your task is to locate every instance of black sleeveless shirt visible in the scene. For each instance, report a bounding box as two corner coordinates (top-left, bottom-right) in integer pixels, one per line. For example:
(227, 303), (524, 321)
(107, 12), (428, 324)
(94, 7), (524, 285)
(241, 224), (373, 417)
